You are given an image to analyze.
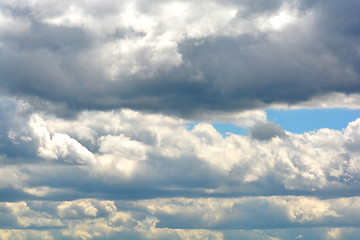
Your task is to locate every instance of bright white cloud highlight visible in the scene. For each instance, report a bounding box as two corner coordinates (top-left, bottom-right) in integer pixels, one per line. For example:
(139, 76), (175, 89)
(29, 115), (96, 165)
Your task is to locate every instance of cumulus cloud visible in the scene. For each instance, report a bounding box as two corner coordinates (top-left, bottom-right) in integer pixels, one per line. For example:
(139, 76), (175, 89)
(29, 115), (96, 165)
(0, 197), (360, 239)
(1, 99), (359, 200)
(135, 196), (360, 229)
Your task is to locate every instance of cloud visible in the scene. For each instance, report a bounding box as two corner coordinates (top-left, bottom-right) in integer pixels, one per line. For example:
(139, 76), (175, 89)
(0, 0), (359, 116)
(1, 0), (359, 238)
(250, 121), (286, 140)
(135, 196), (360, 229)
(0, 196), (360, 239)
(270, 92), (360, 110)
(0, 99), (359, 201)
(0, 97), (37, 159)
(0, 201), (62, 228)
(344, 118), (360, 152)
(29, 115), (96, 165)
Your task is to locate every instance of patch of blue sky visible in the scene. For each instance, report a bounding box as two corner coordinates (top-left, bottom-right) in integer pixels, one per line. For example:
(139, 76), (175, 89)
(185, 122), (198, 131)
(187, 108), (359, 136)
(186, 122), (248, 137)
(211, 122), (248, 136)
(266, 108), (360, 133)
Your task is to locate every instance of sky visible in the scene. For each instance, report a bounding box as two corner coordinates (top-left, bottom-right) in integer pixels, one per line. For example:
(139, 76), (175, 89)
(0, 0), (360, 239)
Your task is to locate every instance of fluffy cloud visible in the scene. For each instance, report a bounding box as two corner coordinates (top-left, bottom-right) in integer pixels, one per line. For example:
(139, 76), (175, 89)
(29, 115), (96, 164)
(0, 197), (360, 239)
(0, 98), (359, 200)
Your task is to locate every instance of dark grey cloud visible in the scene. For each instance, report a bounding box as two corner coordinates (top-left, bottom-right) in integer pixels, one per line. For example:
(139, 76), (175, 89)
(0, 0), (359, 117)
(250, 121), (286, 140)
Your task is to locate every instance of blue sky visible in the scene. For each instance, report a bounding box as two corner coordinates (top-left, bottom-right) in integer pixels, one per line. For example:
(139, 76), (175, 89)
(0, 0), (360, 239)
(207, 109), (360, 137)
(267, 108), (360, 133)
(188, 122), (248, 136)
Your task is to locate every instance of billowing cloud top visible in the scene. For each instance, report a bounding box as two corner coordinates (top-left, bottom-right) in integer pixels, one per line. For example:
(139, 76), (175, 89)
(0, 0), (360, 240)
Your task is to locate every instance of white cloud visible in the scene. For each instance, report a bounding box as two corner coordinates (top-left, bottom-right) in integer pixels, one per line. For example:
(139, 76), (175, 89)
(58, 200), (98, 218)
(0, 165), (29, 189)
(3, 106), (353, 192)
(29, 114), (96, 165)
(28, 0), (238, 80)
(270, 196), (339, 223)
(1, 0), (319, 83)
(0, 229), (55, 240)
(98, 134), (147, 161)
(0, 202), (62, 228)
(271, 93), (360, 110)
(0, 8), (30, 36)
(23, 186), (59, 197)
(0, 196), (359, 239)
(187, 110), (267, 129)
(1, 97), (359, 199)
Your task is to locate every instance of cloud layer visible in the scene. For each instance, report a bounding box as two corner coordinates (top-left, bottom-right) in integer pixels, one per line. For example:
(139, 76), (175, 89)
(1, 196), (360, 240)
(1, 0), (359, 116)
(0, 96), (359, 239)
(1, 98), (359, 198)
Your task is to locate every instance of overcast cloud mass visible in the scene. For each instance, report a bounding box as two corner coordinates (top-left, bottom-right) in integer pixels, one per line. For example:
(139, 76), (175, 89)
(0, 0), (359, 239)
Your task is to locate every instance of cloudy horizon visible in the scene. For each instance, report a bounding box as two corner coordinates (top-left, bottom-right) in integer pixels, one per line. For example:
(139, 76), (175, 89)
(0, 0), (359, 239)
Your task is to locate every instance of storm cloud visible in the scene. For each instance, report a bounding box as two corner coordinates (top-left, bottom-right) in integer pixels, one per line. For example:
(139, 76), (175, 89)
(1, 0), (359, 116)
